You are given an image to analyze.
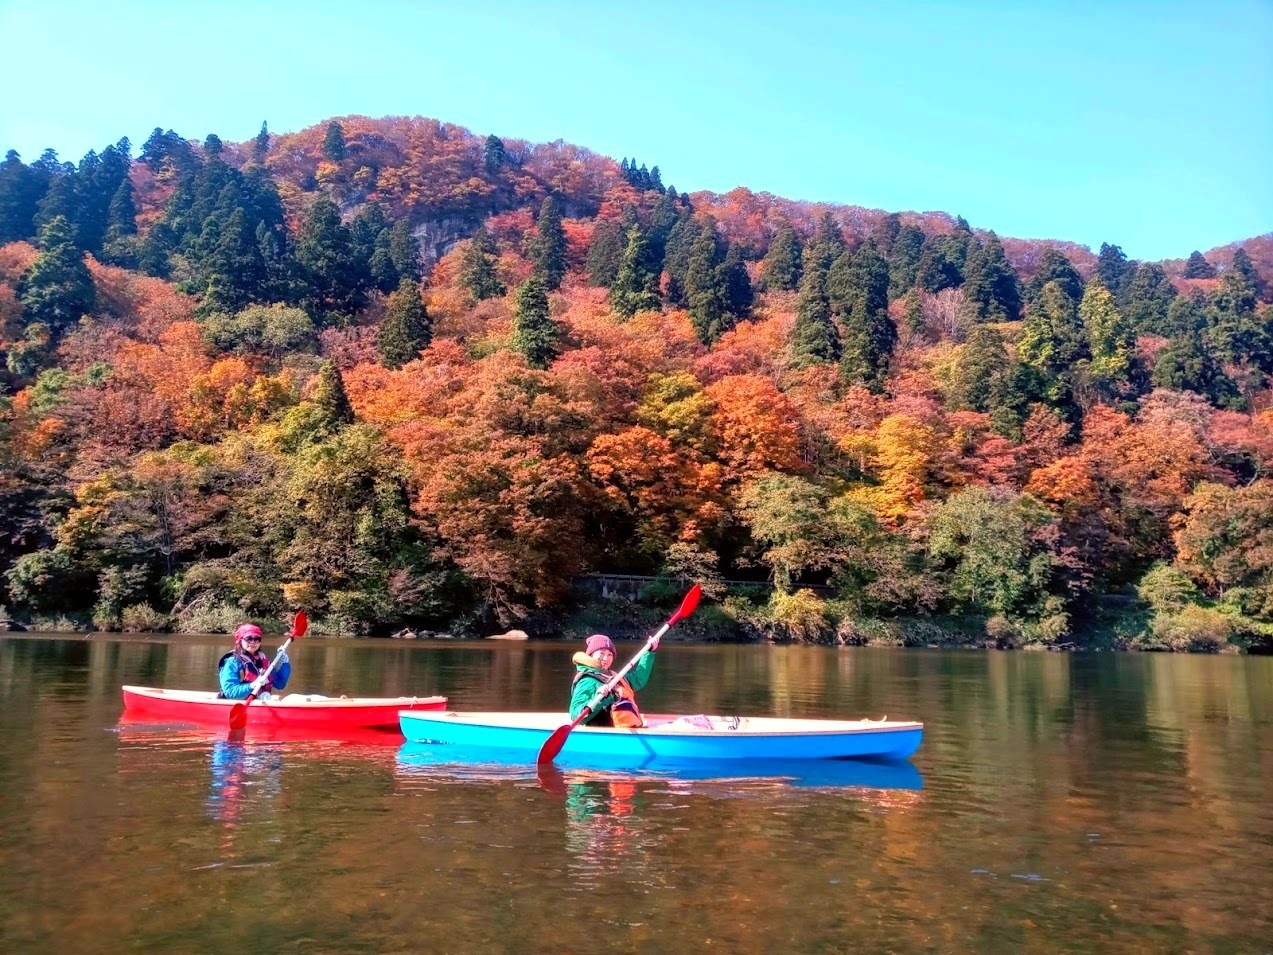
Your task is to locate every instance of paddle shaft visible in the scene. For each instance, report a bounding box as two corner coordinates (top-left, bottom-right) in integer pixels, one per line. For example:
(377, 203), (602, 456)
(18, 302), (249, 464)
(241, 634), (295, 705)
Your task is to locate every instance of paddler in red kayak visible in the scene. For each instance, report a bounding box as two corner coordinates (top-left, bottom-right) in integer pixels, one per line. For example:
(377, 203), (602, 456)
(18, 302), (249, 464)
(217, 622), (292, 700)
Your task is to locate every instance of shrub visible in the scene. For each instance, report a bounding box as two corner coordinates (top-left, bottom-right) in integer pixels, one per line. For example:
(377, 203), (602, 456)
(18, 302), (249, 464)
(1149, 605), (1233, 652)
(1137, 564), (1200, 615)
(766, 590), (834, 644)
(120, 604), (170, 633)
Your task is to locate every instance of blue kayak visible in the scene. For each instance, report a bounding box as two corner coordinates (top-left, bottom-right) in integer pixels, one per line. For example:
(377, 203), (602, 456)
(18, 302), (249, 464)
(397, 711), (923, 762)
(396, 740), (923, 790)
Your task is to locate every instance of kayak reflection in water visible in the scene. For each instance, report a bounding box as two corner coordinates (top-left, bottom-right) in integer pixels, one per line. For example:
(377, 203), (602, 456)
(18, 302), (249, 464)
(563, 776), (660, 878)
(205, 735), (283, 852)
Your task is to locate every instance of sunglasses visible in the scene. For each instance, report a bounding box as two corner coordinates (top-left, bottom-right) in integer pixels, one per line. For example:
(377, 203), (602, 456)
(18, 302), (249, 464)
(241, 636), (263, 643)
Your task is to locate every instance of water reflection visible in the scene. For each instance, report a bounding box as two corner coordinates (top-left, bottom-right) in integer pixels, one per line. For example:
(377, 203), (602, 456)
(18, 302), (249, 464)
(206, 734), (284, 828)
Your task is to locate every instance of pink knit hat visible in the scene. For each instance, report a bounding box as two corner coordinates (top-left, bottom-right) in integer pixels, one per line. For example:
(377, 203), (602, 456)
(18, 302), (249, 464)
(234, 623), (264, 644)
(585, 634), (615, 657)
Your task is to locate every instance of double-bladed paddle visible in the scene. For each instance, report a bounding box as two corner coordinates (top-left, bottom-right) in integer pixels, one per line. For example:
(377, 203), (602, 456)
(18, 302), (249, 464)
(536, 584), (701, 765)
(228, 610), (307, 730)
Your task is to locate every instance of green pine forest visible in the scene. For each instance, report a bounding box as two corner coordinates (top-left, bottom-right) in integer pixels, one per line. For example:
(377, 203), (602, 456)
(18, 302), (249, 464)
(0, 116), (1270, 650)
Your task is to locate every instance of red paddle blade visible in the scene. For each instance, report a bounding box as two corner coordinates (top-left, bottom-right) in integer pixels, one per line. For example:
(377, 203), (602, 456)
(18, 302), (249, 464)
(671, 584), (702, 624)
(538, 721), (576, 765)
(228, 703), (248, 730)
(291, 610), (308, 638)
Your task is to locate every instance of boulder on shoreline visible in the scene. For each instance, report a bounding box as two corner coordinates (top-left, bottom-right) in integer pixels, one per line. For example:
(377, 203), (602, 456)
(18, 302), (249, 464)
(487, 629), (529, 641)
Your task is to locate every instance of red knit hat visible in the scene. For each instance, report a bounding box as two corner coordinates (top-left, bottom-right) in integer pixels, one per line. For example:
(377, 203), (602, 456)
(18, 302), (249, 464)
(585, 634), (615, 657)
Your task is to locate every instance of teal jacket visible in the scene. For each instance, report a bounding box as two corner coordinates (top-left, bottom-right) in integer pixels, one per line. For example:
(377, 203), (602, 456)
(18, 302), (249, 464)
(569, 648), (656, 724)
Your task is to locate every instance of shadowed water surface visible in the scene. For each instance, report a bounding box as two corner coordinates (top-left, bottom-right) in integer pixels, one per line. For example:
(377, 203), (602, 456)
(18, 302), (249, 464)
(1, 634), (1270, 952)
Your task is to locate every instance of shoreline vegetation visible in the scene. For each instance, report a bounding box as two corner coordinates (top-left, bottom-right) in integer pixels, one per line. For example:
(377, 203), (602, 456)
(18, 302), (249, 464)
(1, 117), (1271, 655)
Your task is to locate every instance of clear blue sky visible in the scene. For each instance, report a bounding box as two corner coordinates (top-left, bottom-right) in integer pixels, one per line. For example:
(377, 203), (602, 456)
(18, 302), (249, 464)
(2, 0), (1270, 260)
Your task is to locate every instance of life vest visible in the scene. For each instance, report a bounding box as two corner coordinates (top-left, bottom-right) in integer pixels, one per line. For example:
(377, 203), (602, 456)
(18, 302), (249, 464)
(216, 649), (271, 698)
(573, 665), (644, 728)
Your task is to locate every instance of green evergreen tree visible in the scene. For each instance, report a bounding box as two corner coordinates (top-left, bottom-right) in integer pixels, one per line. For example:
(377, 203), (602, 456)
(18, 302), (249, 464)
(685, 223), (729, 344)
(762, 223), (802, 291)
(1096, 242), (1134, 298)
(377, 279), (432, 369)
(646, 191), (679, 261)
(312, 360), (355, 426)
(1207, 271), (1272, 373)
(100, 178), (139, 266)
(1182, 250), (1216, 279)
(295, 196), (362, 320)
(914, 233), (963, 293)
(530, 195), (567, 290)
(610, 225), (661, 318)
(198, 208), (269, 316)
(959, 231), (1021, 323)
(19, 215), (95, 334)
(873, 213), (902, 258)
(1124, 262), (1178, 334)
(837, 241), (895, 392)
(138, 219), (176, 278)
(367, 229), (399, 293)
(387, 220), (421, 284)
(586, 219), (625, 288)
(349, 202), (387, 273)
(1019, 281), (1088, 404)
(512, 275), (557, 369)
(1162, 290), (1208, 337)
(1080, 280), (1139, 398)
(1025, 248), (1083, 305)
(0, 150), (49, 244)
(483, 135), (507, 175)
(460, 229), (506, 301)
(253, 122), (270, 163)
(662, 208), (700, 306)
(887, 224), (925, 298)
(323, 121), (346, 162)
(790, 263), (840, 366)
(719, 244), (753, 318)
(803, 211), (845, 273)
(1153, 329), (1241, 408)
(1229, 247), (1261, 297)
(901, 288), (925, 339)
(951, 325), (1010, 412)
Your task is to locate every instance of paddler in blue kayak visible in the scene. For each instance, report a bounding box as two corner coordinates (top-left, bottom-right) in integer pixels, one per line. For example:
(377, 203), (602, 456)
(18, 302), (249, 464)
(569, 633), (658, 728)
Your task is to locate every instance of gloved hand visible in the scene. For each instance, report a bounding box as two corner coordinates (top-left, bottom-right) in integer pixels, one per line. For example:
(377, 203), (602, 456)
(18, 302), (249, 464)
(276, 649), (289, 665)
(649, 635), (661, 651)
(249, 675), (271, 695)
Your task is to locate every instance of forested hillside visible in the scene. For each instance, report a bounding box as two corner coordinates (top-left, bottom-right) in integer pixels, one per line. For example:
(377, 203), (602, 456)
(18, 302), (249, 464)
(1, 116), (1270, 648)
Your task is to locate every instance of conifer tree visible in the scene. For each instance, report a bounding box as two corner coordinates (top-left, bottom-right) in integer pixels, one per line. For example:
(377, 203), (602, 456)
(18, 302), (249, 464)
(312, 360), (355, 426)
(1182, 250), (1216, 279)
(586, 219), (625, 288)
(837, 241), (895, 392)
(1124, 262), (1178, 334)
(460, 229), (506, 301)
(295, 196), (361, 320)
(1025, 248), (1083, 305)
(662, 208), (700, 305)
(901, 288), (925, 340)
(960, 232), (1021, 323)
(530, 195), (567, 290)
(1229, 248), (1261, 297)
(387, 220), (421, 285)
(790, 263), (840, 366)
(1162, 290), (1208, 337)
(1080, 280), (1139, 397)
(803, 211), (845, 273)
(0, 150), (48, 243)
(761, 223), (802, 291)
(1208, 271), (1272, 372)
(873, 213), (902, 258)
(646, 191), (679, 261)
(484, 135), (507, 175)
(887, 224), (925, 298)
(719, 244), (753, 319)
(1096, 242), (1134, 298)
(951, 325), (1010, 412)
(610, 225), (661, 318)
(253, 122), (270, 163)
(1153, 329), (1241, 408)
(377, 278), (432, 369)
(914, 233), (963, 293)
(512, 275), (557, 369)
(323, 121), (346, 162)
(199, 208), (268, 316)
(20, 215), (95, 334)
(1019, 281), (1088, 398)
(685, 224), (729, 344)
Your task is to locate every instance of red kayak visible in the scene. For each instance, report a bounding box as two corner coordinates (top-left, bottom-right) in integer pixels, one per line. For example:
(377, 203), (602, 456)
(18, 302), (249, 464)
(121, 686), (447, 732)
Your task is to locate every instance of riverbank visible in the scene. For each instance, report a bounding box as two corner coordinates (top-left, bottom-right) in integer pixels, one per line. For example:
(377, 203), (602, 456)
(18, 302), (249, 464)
(5, 591), (1269, 654)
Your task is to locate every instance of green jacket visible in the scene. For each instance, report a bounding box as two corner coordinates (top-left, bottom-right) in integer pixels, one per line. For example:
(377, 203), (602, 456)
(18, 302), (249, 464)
(569, 648), (657, 723)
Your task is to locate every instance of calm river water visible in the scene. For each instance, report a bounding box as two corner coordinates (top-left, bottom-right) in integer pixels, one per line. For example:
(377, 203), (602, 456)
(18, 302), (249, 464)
(0, 634), (1270, 953)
